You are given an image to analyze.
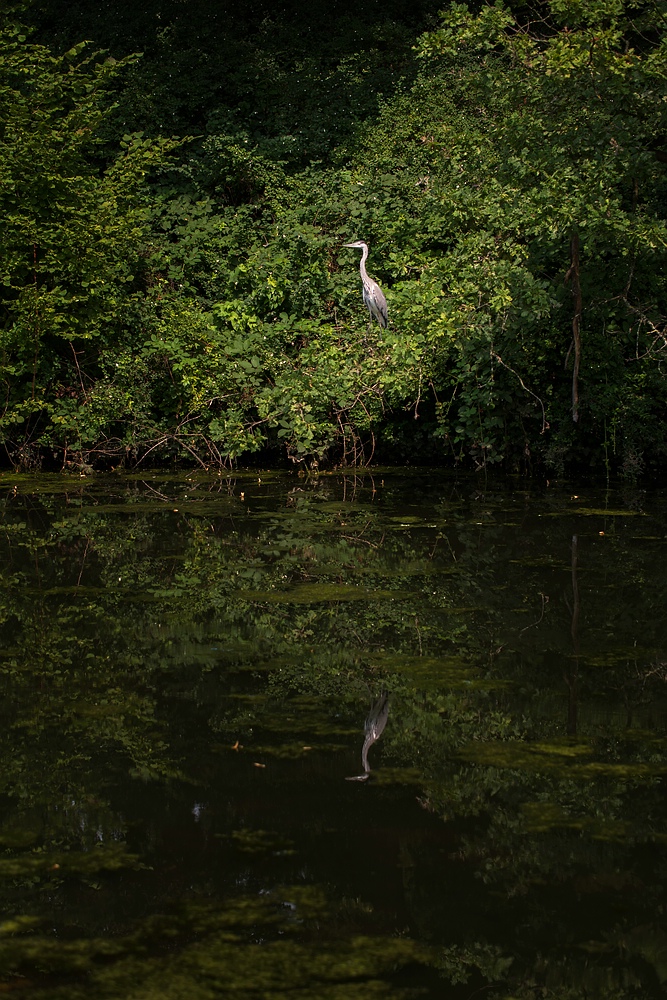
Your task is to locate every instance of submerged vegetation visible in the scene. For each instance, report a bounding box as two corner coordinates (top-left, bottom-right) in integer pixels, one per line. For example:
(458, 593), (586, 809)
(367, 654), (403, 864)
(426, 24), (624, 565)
(0, 0), (666, 473)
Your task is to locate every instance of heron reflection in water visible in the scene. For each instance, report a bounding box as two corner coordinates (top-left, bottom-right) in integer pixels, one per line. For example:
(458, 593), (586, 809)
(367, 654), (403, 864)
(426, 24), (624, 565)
(345, 691), (389, 782)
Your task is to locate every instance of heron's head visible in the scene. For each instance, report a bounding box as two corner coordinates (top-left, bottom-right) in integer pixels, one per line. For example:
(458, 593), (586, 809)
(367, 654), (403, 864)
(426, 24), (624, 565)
(342, 241), (367, 250)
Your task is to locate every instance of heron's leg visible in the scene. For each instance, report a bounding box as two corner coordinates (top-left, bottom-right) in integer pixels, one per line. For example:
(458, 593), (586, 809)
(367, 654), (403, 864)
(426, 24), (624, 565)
(363, 323), (374, 355)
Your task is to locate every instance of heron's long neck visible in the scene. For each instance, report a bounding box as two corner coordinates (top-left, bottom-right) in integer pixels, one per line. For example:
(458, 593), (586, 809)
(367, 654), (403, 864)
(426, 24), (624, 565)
(358, 245), (369, 282)
(361, 734), (372, 773)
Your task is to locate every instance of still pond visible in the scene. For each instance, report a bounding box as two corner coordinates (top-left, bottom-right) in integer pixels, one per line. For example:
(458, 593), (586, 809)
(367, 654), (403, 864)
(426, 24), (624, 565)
(0, 470), (666, 999)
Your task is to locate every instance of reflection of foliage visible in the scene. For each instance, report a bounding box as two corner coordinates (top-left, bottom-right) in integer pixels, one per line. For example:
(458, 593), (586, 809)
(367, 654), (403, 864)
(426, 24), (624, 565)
(5, 888), (430, 999)
(230, 828), (296, 856)
(0, 474), (665, 997)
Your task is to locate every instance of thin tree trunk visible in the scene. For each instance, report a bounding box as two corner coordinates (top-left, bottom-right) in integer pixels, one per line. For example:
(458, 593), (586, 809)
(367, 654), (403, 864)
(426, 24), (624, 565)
(569, 232), (582, 423)
(31, 244), (39, 402)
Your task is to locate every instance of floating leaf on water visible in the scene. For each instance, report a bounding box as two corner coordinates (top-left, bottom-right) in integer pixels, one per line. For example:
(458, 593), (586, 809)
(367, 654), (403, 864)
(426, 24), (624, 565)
(545, 508), (644, 517)
(367, 767), (422, 786)
(529, 742), (594, 757)
(460, 740), (667, 779)
(237, 584), (413, 603)
(459, 740), (594, 770)
(371, 653), (493, 690)
(249, 742), (348, 758)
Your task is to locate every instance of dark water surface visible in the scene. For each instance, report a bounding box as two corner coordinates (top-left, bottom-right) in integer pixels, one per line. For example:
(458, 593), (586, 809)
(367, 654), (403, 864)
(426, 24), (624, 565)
(1, 470), (667, 999)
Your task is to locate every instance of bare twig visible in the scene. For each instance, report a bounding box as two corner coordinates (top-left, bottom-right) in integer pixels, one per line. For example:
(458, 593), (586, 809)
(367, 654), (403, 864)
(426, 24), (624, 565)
(70, 342), (89, 402)
(490, 350), (547, 434)
(135, 436), (170, 467)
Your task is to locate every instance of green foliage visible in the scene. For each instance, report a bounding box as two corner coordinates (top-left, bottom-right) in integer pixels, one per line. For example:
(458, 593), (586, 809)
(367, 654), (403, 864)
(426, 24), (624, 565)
(1, 0), (666, 472)
(0, 19), (177, 462)
(363, 0), (667, 469)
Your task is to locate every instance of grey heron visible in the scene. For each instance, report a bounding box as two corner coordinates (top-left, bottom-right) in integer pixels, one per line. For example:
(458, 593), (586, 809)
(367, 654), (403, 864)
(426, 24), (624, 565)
(343, 241), (388, 329)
